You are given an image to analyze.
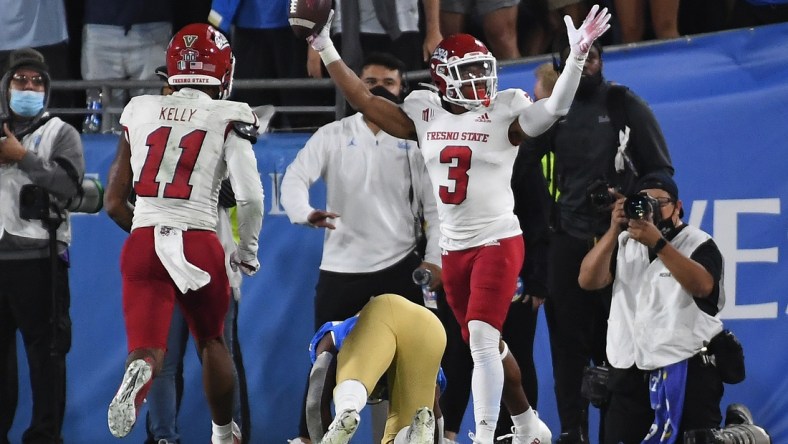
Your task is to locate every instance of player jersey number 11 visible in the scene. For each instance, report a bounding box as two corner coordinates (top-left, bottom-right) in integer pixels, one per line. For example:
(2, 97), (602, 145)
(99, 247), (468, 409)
(134, 126), (207, 200)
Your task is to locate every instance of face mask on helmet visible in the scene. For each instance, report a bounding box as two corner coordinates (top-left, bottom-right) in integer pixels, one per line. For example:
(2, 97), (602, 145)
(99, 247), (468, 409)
(166, 24), (235, 99)
(430, 34), (498, 110)
(441, 58), (497, 108)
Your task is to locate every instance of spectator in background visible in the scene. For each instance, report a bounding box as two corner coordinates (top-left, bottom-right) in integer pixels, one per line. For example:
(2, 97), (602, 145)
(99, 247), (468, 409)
(281, 52), (442, 444)
(209, 0), (315, 129)
(307, 0), (442, 77)
(613, 0), (680, 43)
(440, 0), (522, 59)
(728, 0), (788, 29)
(81, 0), (173, 132)
(533, 62), (559, 101)
(0, 0), (81, 128)
(520, 39), (673, 443)
(0, 48), (85, 444)
(518, 1), (590, 57)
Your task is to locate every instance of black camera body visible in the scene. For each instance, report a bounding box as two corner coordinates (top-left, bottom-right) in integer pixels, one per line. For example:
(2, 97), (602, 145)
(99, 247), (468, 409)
(19, 176), (104, 222)
(587, 179), (617, 213)
(624, 193), (660, 221)
(684, 424), (771, 444)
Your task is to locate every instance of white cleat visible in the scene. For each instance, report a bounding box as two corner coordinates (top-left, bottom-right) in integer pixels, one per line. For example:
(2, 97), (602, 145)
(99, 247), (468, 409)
(320, 409), (360, 444)
(406, 407), (435, 444)
(107, 359), (153, 438)
(511, 411), (552, 444)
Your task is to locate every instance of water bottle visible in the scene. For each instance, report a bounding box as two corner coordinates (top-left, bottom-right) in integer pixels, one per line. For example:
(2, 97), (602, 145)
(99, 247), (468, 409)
(412, 268), (437, 309)
(512, 276), (524, 303)
(82, 90), (102, 134)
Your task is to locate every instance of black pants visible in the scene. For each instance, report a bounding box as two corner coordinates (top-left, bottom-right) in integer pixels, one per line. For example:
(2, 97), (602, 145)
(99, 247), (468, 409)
(545, 231), (611, 438)
(0, 257), (71, 444)
(604, 357), (724, 444)
(312, 251), (424, 328)
(298, 251), (424, 437)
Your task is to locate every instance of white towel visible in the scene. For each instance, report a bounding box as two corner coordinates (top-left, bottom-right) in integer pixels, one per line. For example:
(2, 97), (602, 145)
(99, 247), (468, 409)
(154, 224), (211, 293)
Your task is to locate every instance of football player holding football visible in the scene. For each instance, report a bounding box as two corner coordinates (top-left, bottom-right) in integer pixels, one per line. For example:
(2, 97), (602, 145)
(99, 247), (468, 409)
(302, 4), (611, 443)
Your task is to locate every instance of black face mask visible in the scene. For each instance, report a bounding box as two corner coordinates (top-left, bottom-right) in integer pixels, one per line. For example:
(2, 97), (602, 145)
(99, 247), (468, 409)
(656, 217), (678, 238)
(576, 71), (603, 98)
(368, 85), (403, 104)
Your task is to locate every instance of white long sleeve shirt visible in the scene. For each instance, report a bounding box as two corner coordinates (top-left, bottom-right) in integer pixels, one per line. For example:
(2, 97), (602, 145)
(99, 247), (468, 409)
(281, 113), (440, 273)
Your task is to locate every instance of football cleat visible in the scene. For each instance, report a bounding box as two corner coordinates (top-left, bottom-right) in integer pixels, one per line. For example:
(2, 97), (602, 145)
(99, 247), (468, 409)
(405, 407), (435, 444)
(108, 359), (153, 438)
(320, 409), (360, 444)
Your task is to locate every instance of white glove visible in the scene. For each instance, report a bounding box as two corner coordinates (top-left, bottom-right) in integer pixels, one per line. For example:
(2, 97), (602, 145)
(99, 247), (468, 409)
(307, 10), (335, 52)
(230, 250), (259, 277)
(565, 4), (611, 56)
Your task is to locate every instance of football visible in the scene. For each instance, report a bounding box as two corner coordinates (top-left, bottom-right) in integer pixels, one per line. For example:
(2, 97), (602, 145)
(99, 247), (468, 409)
(288, 0), (332, 39)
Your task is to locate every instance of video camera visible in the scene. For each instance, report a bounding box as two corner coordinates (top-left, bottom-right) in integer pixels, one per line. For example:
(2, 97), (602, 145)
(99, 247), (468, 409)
(684, 404), (771, 444)
(20, 175), (104, 222)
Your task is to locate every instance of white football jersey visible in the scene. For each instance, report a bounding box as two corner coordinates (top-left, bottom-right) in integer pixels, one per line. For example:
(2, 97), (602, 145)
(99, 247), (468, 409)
(121, 88), (259, 232)
(402, 89), (532, 249)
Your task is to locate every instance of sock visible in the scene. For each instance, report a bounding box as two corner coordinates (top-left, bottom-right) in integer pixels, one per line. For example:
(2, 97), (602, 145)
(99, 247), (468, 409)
(333, 379), (368, 413)
(468, 320), (503, 442)
(511, 407), (537, 431)
(212, 421), (233, 444)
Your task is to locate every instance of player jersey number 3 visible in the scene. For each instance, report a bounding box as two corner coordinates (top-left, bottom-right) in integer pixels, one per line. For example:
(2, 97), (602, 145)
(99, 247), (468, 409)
(439, 145), (471, 205)
(134, 126), (206, 199)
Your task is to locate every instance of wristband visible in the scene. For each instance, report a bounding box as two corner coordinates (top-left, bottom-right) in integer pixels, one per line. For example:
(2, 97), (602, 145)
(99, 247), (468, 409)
(653, 237), (668, 254)
(319, 45), (341, 66)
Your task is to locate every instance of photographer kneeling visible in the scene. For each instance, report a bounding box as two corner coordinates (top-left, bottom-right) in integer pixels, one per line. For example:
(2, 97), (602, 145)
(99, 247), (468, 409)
(578, 172), (726, 443)
(0, 48), (85, 443)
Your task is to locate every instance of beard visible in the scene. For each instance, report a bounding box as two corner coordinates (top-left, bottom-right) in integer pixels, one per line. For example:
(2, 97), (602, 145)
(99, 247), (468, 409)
(576, 71), (603, 99)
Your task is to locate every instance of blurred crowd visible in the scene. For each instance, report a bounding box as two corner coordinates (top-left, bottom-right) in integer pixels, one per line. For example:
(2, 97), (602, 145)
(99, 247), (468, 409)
(1, 0), (786, 132)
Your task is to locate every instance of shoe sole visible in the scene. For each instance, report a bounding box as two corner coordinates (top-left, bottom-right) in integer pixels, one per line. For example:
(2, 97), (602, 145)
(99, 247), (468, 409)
(321, 410), (360, 444)
(407, 407), (435, 444)
(108, 359), (152, 438)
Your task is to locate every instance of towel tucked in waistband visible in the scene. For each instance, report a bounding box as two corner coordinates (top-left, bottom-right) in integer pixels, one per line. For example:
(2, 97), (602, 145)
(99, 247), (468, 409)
(154, 224), (211, 293)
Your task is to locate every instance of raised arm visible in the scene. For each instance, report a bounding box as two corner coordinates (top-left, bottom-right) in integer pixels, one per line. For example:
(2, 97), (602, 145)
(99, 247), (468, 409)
(513, 4), (611, 139)
(307, 12), (417, 140)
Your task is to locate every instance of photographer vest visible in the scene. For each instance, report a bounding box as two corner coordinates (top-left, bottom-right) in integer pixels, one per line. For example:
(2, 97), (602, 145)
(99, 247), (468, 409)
(0, 117), (71, 246)
(607, 225), (724, 370)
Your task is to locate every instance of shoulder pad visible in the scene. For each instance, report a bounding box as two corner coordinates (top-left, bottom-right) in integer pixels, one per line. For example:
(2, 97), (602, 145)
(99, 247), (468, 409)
(232, 121), (259, 144)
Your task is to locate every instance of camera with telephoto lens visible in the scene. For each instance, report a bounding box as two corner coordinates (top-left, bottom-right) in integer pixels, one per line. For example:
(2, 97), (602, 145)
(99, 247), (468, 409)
(683, 424), (771, 444)
(19, 175), (104, 221)
(623, 193), (660, 220)
(684, 403), (771, 444)
(586, 179), (617, 213)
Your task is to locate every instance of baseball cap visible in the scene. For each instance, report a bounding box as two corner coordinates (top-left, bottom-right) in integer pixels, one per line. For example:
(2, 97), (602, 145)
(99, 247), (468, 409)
(636, 171), (678, 200)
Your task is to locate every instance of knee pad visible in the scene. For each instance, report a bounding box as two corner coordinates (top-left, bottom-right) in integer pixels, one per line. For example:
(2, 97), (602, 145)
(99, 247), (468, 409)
(468, 320), (500, 366)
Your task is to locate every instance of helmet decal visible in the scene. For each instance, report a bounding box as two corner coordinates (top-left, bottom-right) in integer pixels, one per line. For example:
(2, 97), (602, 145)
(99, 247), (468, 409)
(167, 24), (235, 99)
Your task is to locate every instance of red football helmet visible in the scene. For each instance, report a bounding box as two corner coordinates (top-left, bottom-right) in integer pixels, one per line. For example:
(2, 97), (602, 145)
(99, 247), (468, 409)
(429, 34), (498, 109)
(166, 24), (235, 99)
